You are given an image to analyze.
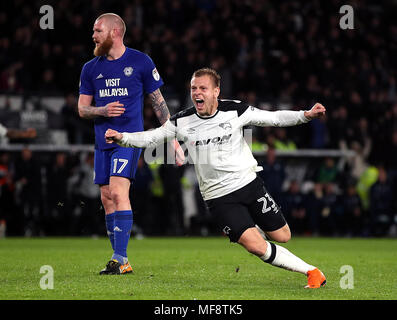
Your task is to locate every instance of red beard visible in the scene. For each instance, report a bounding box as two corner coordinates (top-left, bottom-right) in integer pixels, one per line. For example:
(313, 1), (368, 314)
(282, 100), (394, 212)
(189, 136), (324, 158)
(94, 34), (113, 57)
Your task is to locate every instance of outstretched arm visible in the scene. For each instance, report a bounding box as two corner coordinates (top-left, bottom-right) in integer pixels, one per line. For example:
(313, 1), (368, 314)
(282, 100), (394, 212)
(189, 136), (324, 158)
(105, 120), (177, 149)
(242, 103), (326, 127)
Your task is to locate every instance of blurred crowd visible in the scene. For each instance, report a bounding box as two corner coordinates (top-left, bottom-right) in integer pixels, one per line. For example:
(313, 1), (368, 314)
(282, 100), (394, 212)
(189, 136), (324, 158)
(1, 0), (397, 237)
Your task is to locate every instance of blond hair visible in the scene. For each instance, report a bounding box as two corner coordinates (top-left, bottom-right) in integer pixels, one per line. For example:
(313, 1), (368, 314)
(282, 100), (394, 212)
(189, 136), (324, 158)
(192, 68), (221, 88)
(96, 13), (126, 38)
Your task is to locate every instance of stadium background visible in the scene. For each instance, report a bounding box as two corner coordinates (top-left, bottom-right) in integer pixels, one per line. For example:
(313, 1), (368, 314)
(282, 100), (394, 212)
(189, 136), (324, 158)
(0, 0), (396, 239)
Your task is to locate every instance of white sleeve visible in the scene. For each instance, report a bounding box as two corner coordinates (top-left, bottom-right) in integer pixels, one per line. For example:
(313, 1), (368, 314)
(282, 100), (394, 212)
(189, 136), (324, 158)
(0, 123), (8, 138)
(117, 119), (177, 148)
(240, 107), (310, 127)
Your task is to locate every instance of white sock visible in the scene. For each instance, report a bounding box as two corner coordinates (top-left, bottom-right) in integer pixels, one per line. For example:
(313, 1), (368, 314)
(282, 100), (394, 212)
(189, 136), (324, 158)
(260, 241), (316, 275)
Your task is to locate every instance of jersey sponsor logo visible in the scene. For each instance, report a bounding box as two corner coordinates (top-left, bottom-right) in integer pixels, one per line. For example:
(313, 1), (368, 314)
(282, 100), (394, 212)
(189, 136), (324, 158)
(99, 87), (129, 97)
(123, 67), (133, 77)
(99, 78), (129, 97)
(152, 68), (160, 81)
(105, 78), (120, 86)
(194, 133), (232, 146)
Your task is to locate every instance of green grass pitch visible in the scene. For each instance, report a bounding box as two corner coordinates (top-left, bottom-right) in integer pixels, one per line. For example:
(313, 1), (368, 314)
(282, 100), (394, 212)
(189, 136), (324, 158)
(0, 236), (396, 300)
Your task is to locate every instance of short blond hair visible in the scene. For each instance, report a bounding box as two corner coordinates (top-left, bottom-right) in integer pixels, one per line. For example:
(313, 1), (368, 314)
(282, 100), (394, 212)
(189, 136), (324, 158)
(192, 68), (221, 88)
(96, 13), (126, 38)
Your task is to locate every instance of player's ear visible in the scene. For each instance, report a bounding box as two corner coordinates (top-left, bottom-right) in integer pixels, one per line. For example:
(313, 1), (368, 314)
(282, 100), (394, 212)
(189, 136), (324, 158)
(214, 86), (220, 98)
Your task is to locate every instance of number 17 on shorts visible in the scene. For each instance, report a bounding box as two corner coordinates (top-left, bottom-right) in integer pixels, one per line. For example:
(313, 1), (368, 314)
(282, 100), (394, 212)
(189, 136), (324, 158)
(113, 158), (129, 174)
(110, 147), (141, 179)
(94, 147), (141, 185)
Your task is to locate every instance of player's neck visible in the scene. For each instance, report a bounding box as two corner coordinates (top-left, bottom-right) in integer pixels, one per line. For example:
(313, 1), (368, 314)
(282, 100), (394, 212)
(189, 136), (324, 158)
(208, 100), (219, 116)
(199, 103), (218, 117)
(106, 44), (126, 61)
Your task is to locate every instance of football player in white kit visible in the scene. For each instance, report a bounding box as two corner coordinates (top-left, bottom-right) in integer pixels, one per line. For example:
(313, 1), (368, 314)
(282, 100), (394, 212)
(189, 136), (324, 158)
(105, 68), (327, 288)
(0, 123), (36, 140)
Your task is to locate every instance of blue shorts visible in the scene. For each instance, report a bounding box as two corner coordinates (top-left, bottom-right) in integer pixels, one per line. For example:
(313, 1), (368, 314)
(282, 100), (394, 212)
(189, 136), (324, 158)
(94, 146), (142, 185)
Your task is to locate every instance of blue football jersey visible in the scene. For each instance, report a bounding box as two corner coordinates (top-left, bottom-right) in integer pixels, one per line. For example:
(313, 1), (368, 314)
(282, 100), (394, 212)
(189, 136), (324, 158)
(79, 47), (164, 149)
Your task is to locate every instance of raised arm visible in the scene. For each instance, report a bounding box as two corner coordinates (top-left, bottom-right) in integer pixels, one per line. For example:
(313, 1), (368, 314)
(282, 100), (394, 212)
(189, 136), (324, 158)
(78, 94), (126, 119)
(105, 120), (177, 149)
(242, 103), (326, 127)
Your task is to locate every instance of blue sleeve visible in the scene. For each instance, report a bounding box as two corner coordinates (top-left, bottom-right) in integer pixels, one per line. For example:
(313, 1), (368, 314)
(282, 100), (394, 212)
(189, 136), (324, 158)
(79, 63), (94, 95)
(141, 54), (164, 94)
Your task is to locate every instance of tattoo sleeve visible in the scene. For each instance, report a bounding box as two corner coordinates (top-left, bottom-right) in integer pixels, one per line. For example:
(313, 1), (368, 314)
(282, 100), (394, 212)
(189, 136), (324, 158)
(148, 89), (170, 125)
(78, 105), (105, 119)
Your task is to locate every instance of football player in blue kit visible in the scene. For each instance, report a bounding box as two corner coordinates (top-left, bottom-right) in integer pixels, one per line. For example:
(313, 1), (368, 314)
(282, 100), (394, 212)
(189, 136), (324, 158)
(78, 13), (183, 275)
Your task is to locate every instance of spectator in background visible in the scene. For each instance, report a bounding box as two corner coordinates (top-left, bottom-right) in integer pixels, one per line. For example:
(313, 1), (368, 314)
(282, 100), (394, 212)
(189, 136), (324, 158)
(281, 180), (307, 235)
(306, 183), (325, 236)
(0, 62), (23, 93)
(69, 152), (102, 236)
(130, 156), (154, 235)
(320, 183), (343, 236)
(14, 147), (43, 236)
(356, 165), (379, 213)
(0, 122), (37, 142)
(328, 106), (353, 149)
(0, 152), (17, 237)
(386, 130), (397, 172)
(316, 157), (338, 184)
(38, 68), (59, 94)
(369, 167), (394, 236)
(342, 184), (364, 237)
(46, 152), (72, 235)
(61, 93), (93, 144)
(273, 128), (297, 150)
(258, 147), (285, 203)
(309, 115), (329, 149)
(159, 163), (185, 235)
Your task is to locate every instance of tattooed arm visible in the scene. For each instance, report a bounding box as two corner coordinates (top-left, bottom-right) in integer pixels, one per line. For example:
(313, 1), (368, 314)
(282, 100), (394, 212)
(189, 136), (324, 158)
(147, 89), (170, 125)
(147, 88), (185, 165)
(78, 94), (125, 119)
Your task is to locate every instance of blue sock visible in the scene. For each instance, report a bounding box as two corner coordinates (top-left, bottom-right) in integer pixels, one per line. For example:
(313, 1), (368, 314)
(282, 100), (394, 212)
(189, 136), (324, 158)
(105, 212), (116, 250)
(112, 210), (133, 264)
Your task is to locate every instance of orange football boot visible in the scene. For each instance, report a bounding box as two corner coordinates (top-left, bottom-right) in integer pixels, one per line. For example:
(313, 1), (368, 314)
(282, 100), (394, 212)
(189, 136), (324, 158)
(100, 259), (133, 275)
(305, 268), (326, 288)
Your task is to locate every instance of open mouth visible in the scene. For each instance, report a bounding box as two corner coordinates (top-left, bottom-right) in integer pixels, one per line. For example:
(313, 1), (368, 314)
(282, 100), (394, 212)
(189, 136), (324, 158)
(195, 99), (204, 108)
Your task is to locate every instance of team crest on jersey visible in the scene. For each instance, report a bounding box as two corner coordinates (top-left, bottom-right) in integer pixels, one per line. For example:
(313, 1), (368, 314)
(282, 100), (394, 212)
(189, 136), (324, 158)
(219, 122), (232, 130)
(124, 67), (133, 77)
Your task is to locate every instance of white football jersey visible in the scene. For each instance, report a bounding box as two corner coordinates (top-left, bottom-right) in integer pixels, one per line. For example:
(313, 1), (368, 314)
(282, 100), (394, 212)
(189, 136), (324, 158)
(119, 99), (309, 200)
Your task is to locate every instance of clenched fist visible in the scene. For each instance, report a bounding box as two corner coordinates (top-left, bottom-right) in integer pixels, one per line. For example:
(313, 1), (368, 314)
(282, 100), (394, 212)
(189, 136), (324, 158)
(105, 128), (123, 143)
(304, 103), (326, 120)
